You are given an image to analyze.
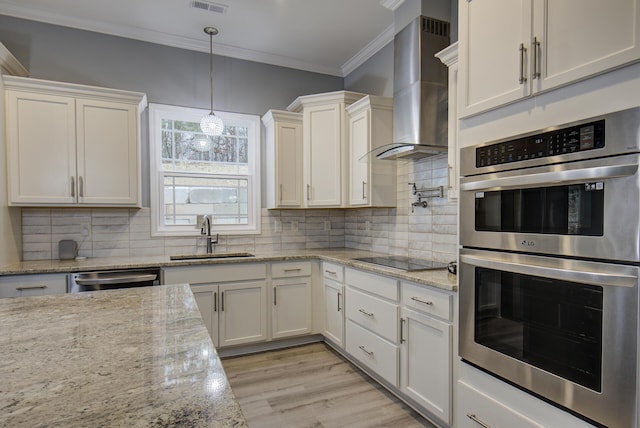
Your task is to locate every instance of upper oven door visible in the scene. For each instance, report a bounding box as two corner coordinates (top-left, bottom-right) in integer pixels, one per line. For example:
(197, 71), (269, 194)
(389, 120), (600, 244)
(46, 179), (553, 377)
(460, 153), (640, 262)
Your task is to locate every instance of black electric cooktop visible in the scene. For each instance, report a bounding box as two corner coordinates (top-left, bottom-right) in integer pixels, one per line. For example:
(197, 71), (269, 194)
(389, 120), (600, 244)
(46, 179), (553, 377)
(353, 256), (448, 272)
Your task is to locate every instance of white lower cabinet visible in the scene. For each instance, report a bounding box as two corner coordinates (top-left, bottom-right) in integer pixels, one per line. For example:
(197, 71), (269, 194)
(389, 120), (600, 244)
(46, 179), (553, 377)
(400, 307), (452, 424)
(163, 263), (267, 348)
(345, 267), (400, 387)
(271, 261), (312, 339)
(218, 281), (267, 347)
(0, 273), (67, 298)
(457, 381), (544, 428)
(322, 261), (345, 348)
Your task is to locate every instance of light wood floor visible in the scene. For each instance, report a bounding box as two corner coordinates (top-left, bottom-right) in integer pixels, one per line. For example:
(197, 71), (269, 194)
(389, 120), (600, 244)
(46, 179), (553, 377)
(222, 342), (436, 428)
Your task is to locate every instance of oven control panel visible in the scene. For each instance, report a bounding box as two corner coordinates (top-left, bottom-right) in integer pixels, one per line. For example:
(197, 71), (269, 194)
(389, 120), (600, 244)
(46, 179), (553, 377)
(476, 119), (605, 167)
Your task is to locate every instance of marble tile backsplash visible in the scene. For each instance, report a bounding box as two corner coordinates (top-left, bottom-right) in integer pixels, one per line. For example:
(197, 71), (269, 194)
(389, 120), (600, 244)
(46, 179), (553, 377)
(20, 154), (458, 262)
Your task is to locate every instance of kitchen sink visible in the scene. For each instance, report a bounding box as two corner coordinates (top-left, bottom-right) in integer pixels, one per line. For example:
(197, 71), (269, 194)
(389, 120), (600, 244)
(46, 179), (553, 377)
(170, 252), (254, 261)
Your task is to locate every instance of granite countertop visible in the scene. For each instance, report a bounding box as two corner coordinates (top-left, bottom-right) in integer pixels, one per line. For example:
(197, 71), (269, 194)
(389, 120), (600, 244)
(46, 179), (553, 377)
(0, 248), (458, 292)
(0, 284), (247, 428)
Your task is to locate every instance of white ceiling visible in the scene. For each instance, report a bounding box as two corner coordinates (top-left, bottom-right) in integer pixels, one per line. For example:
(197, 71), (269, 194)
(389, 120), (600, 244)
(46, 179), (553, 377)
(0, 0), (398, 77)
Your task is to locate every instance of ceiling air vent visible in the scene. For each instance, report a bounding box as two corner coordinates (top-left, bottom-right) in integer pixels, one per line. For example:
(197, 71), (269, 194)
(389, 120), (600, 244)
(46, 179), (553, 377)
(190, 0), (228, 14)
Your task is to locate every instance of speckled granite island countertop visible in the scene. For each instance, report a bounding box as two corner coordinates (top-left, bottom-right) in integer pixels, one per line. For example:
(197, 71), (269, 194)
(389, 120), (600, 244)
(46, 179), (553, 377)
(0, 284), (247, 428)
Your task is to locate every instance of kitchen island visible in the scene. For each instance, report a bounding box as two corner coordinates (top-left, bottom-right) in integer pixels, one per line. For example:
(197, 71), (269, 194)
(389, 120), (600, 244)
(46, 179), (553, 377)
(0, 284), (247, 427)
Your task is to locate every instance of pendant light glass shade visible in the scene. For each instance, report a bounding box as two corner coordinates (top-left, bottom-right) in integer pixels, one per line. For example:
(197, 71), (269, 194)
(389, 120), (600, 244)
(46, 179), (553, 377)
(201, 26), (223, 136)
(200, 113), (224, 136)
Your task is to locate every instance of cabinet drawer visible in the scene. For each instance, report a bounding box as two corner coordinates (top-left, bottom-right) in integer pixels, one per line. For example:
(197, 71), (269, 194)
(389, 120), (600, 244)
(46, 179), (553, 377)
(457, 381), (544, 428)
(322, 261), (344, 282)
(346, 320), (398, 386)
(271, 261), (311, 278)
(0, 274), (67, 298)
(402, 281), (452, 321)
(346, 286), (398, 343)
(345, 268), (398, 301)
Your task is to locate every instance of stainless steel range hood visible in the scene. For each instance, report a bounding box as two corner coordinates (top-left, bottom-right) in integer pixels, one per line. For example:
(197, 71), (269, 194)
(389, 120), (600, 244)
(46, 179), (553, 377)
(368, 16), (450, 161)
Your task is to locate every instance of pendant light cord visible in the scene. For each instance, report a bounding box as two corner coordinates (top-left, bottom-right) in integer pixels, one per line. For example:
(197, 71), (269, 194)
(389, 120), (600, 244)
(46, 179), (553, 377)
(209, 30), (214, 114)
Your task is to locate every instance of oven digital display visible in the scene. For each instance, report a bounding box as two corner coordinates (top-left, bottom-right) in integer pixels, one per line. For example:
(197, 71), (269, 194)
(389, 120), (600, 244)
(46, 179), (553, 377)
(476, 120), (605, 167)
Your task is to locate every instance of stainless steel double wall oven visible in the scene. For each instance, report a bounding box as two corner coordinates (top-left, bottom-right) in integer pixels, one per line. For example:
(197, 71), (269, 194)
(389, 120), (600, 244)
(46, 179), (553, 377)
(459, 107), (640, 428)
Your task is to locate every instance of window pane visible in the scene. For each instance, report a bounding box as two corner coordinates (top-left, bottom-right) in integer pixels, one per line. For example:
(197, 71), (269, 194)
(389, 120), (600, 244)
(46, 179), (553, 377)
(163, 175), (249, 226)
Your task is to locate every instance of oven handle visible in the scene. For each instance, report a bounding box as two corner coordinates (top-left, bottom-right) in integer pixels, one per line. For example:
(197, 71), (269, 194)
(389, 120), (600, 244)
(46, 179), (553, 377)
(460, 163), (637, 191)
(460, 254), (637, 288)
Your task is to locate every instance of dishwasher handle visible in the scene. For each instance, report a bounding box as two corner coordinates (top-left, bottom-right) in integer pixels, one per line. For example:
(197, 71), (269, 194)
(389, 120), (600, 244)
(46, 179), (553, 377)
(74, 274), (158, 286)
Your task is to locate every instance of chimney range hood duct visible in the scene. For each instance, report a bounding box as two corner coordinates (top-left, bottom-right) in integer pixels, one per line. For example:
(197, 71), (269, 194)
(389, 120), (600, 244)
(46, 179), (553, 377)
(368, 16), (450, 161)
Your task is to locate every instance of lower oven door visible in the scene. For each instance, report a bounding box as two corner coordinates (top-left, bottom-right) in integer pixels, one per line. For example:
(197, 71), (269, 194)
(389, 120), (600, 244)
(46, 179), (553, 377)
(459, 248), (638, 428)
(459, 153), (640, 262)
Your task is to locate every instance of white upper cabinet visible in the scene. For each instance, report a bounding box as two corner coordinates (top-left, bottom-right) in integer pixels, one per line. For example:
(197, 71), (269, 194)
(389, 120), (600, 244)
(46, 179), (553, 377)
(346, 95), (396, 207)
(262, 110), (303, 208)
(4, 76), (146, 206)
(459, 0), (640, 117)
(288, 91), (366, 207)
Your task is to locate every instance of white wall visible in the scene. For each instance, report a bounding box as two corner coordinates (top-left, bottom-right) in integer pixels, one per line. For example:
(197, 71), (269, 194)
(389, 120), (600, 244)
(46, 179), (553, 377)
(0, 46), (23, 265)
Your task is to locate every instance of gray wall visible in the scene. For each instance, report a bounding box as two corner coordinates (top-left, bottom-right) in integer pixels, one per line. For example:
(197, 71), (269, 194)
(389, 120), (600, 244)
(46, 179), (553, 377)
(344, 41), (393, 97)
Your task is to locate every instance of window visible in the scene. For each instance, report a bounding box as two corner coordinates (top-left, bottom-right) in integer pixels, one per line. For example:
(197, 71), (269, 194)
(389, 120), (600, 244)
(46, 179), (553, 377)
(149, 104), (261, 236)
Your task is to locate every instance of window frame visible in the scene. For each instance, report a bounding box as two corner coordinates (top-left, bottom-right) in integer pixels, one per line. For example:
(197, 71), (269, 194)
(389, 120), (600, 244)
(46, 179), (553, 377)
(149, 103), (261, 237)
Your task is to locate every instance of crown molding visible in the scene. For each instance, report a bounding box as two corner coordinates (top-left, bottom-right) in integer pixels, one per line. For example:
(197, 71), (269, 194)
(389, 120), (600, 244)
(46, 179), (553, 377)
(0, 3), (345, 77)
(0, 42), (28, 76)
(435, 42), (458, 67)
(341, 24), (395, 77)
(380, 0), (406, 11)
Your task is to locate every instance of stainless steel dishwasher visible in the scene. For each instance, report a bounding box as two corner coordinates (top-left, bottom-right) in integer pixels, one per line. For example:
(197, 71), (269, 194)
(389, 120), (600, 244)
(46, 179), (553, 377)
(67, 267), (162, 293)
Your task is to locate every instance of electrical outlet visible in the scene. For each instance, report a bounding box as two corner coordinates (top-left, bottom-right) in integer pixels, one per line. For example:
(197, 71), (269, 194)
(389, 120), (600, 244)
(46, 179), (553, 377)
(365, 220), (371, 231)
(80, 224), (90, 237)
(324, 220), (331, 231)
(273, 220), (282, 233)
(291, 220), (299, 232)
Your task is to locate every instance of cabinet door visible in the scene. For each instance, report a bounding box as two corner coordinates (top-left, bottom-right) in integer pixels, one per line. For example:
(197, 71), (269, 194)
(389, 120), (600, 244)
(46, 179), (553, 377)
(303, 103), (343, 206)
(190, 283), (219, 347)
(459, 0), (532, 117)
(400, 308), (452, 424)
(271, 277), (312, 339)
(76, 99), (139, 205)
(275, 121), (303, 207)
(349, 109), (369, 206)
(457, 381), (544, 428)
(323, 278), (344, 348)
(533, 0), (640, 92)
(6, 91), (77, 204)
(0, 274), (67, 298)
(218, 281), (267, 347)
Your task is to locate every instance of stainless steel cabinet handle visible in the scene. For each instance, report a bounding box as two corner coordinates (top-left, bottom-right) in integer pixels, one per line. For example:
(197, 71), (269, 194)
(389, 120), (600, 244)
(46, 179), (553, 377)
(532, 36), (541, 79)
(358, 308), (374, 317)
(358, 345), (374, 357)
(362, 181), (367, 199)
(79, 176), (84, 197)
(214, 291), (217, 312)
(221, 291), (224, 311)
(400, 318), (406, 344)
(325, 270), (337, 275)
(71, 176), (75, 197)
(448, 164), (453, 189)
(467, 414), (492, 428)
(16, 285), (47, 291)
(306, 184), (310, 201)
(273, 287), (277, 305)
(519, 43), (527, 84)
(284, 268), (302, 273)
(279, 184), (283, 202)
(337, 291), (342, 312)
(411, 296), (433, 306)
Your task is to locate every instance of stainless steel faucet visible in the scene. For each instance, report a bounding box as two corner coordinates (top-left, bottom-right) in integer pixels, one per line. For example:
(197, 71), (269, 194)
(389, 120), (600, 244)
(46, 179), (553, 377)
(200, 214), (218, 253)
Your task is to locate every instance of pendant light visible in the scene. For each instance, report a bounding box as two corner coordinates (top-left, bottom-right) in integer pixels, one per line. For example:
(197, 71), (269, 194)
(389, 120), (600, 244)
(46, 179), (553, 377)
(200, 26), (224, 136)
